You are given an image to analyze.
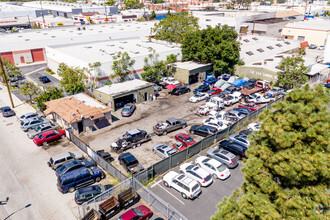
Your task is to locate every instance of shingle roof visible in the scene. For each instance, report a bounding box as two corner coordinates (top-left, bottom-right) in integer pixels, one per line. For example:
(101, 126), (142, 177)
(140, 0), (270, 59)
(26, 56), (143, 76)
(44, 93), (112, 123)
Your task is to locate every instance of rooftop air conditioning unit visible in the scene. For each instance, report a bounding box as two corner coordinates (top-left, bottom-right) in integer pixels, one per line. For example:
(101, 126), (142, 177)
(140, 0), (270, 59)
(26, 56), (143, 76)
(119, 46), (124, 49)
(107, 44), (115, 47)
(84, 46), (92, 49)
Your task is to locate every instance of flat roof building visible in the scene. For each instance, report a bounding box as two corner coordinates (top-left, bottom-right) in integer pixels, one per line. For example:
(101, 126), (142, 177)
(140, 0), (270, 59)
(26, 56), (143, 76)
(173, 62), (213, 84)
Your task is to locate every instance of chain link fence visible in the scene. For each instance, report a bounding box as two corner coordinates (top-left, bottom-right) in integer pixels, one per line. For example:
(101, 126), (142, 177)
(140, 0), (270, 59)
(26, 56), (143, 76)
(134, 96), (285, 184)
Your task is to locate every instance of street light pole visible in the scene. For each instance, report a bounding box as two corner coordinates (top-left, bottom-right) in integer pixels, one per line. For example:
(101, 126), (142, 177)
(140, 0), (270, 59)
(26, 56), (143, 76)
(0, 56), (15, 108)
(4, 204), (31, 220)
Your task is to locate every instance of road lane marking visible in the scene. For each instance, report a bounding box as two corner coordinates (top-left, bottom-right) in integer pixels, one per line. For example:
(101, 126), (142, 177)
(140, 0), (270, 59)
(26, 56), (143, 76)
(25, 66), (47, 76)
(157, 184), (185, 205)
(150, 179), (162, 188)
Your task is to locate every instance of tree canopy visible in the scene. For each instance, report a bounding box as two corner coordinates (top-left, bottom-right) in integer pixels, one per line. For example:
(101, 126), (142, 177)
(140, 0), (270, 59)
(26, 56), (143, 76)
(111, 52), (135, 82)
(105, 0), (115, 6)
(35, 87), (64, 111)
(124, 0), (136, 8)
(213, 85), (329, 219)
(276, 53), (308, 90)
(57, 63), (87, 94)
(0, 58), (21, 79)
(18, 82), (40, 102)
(151, 12), (199, 43)
(182, 25), (241, 75)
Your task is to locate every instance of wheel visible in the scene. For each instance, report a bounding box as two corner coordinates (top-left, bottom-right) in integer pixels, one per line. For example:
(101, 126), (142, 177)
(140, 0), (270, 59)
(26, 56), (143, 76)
(179, 170), (184, 174)
(191, 130), (195, 134)
(182, 124), (187, 128)
(213, 174), (218, 179)
(207, 155), (211, 158)
(132, 144), (136, 149)
(181, 193), (188, 199)
(68, 187), (75, 193)
(136, 143), (141, 147)
(163, 131), (167, 135)
(43, 141), (48, 146)
(61, 135), (65, 139)
(96, 177), (101, 182)
(164, 181), (169, 187)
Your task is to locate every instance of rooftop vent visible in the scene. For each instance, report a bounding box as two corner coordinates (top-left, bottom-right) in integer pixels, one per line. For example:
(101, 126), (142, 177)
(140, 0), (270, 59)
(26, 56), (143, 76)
(119, 46), (124, 49)
(252, 62), (262, 65)
(275, 55), (284, 58)
(136, 44), (141, 47)
(243, 39), (250, 42)
(120, 41), (127, 44)
(264, 58), (273, 61)
(43, 33), (48, 35)
(276, 43), (283, 47)
(84, 46), (92, 49)
(98, 31), (103, 33)
(51, 36), (56, 38)
(99, 49), (105, 52)
(77, 33), (82, 35)
(246, 51), (254, 56)
(252, 37), (258, 41)
(77, 27), (81, 31)
(130, 50), (139, 54)
(82, 27), (86, 30)
(106, 44), (115, 47)
(267, 46), (274, 50)
(284, 41), (291, 45)
(18, 35), (23, 38)
(257, 48), (264, 53)
(25, 39), (30, 41)
(89, 29), (93, 30)
(61, 29), (66, 31)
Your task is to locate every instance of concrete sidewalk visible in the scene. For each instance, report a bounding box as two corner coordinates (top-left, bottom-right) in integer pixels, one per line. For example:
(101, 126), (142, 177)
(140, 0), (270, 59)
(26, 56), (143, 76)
(0, 84), (36, 117)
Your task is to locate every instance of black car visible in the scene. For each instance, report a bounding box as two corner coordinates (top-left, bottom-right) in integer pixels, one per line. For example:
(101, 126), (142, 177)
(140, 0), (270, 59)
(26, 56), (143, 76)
(194, 84), (210, 94)
(189, 125), (218, 137)
(74, 184), (112, 205)
(243, 79), (257, 89)
(170, 87), (191, 95)
(218, 140), (247, 159)
(233, 107), (253, 115)
(39, 76), (51, 83)
(8, 74), (23, 82)
(55, 159), (96, 176)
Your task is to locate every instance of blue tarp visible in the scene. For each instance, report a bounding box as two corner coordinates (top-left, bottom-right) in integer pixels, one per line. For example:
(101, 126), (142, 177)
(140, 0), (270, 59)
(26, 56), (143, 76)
(232, 79), (247, 87)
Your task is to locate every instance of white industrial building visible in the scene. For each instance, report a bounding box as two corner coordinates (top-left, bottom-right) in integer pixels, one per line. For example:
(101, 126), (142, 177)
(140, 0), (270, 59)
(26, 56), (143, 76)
(45, 38), (181, 82)
(0, 21), (157, 65)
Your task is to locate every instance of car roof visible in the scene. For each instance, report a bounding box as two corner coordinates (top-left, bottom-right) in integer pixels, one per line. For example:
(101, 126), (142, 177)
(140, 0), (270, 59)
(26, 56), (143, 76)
(59, 167), (89, 180)
(176, 133), (190, 138)
(124, 103), (134, 107)
(77, 185), (101, 194)
(205, 158), (222, 167)
(61, 160), (82, 169)
(51, 152), (74, 161)
(40, 130), (55, 136)
(167, 118), (179, 122)
(219, 150), (236, 158)
(22, 117), (39, 123)
(127, 129), (141, 135)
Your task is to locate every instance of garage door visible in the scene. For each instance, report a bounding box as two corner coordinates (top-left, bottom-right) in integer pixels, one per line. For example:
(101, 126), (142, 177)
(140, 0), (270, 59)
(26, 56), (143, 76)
(0, 52), (14, 64)
(114, 94), (134, 110)
(31, 49), (45, 62)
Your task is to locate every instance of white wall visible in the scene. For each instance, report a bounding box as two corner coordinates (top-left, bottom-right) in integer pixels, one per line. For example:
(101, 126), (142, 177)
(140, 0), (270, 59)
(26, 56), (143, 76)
(13, 51), (33, 65)
(282, 28), (330, 46)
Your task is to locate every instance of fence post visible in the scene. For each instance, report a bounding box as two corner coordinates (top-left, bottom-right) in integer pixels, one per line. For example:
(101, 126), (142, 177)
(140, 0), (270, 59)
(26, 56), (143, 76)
(167, 203), (169, 220)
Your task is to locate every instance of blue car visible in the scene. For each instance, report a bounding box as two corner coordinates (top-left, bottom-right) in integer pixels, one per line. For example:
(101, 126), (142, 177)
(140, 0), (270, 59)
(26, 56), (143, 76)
(57, 167), (104, 194)
(1, 106), (15, 117)
(203, 77), (218, 86)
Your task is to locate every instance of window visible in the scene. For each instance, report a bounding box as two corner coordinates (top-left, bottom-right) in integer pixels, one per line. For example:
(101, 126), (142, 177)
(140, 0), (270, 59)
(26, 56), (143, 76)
(76, 176), (83, 182)
(99, 94), (102, 100)
(55, 158), (65, 164)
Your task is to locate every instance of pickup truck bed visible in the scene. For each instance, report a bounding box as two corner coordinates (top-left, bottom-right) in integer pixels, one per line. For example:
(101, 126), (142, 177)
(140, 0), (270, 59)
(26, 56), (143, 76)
(99, 196), (121, 219)
(241, 87), (264, 96)
(118, 188), (140, 209)
(81, 209), (102, 220)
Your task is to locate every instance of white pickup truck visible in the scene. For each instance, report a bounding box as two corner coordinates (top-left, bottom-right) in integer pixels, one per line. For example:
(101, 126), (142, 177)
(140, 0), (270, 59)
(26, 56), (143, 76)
(247, 93), (275, 104)
(206, 96), (225, 111)
(223, 92), (241, 106)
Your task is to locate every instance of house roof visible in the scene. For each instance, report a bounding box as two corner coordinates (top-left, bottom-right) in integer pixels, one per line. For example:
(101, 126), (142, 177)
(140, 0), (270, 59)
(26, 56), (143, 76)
(275, 10), (302, 18)
(44, 93), (112, 123)
(174, 61), (212, 71)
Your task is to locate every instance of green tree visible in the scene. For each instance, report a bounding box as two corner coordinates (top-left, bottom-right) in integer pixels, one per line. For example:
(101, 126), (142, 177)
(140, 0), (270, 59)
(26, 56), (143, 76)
(105, 0), (115, 6)
(151, 12), (199, 43)
(167, 9), (171, 16)
(0, 58), (21, 80)
(182, 25), (241, 76)
(275, 53), (308, 90)
(35, 87), (64, 111)
(124, 0), (136, 8)
(150, 10), (156, 20)
(111, 52), (135, 82)
(57, 63), (87, 94)
(213, 85), (329, 219)
(141, 49), (165, 82)
(165, 54), (178, 76)
(18, 82), (41, 102)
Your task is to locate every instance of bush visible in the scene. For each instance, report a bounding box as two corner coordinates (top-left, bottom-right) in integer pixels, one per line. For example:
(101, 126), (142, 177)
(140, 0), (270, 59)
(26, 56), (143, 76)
(45, 68), (55, 75)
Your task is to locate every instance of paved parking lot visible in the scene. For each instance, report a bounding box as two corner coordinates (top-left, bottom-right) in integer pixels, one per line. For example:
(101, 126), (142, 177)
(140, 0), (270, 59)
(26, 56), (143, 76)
(148, 148), (244, 220)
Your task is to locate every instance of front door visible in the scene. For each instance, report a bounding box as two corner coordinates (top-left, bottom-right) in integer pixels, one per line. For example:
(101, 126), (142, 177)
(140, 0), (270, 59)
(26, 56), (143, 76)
(77, 121), (83, 133)
(20, 56), (25, 63)
(144, 92), (148, 102)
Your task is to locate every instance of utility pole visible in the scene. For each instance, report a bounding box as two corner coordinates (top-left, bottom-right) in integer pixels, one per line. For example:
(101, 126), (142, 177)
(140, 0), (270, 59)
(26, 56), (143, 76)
(40, 0), (46, 28)
(0, 57), (15, 108)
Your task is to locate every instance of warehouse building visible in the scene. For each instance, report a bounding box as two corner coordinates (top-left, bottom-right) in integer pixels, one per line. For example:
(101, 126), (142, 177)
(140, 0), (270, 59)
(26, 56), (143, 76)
(172, 61), (213, 84)
(45, 38), (181, 81)
(93, 79), (154, 110)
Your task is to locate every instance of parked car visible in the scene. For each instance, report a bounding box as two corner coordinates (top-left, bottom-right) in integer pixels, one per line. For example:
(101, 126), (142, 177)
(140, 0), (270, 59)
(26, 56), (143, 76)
(220, 74), (231, 81)
(179, 162), (213, 187)
(308, 44), (317, 49)
(19, 112), (44, 122)
(203, 77), (218, 86)
(207, 87), (222, 96)
(247, 122), (261, 131)
(239, 129), (253, 136)
(153, 118), (187, 136)
(207, 148), (239, 169)
(74, 184), (112, 205)
(1, 106), (15, 117)
(189, 93), (208, 103)
(266, 87), (284, 97)
(233, 107), (253, 115)
(227, 110), (245, 121)
(318, 46), (325, 50)
(121, 103), (136, 117)
(195, 156), (230, 180)
(33, 129), (66, 146)
(243, 79), (257, 90)
(223, 92), (241, 106)
(238, 103), (261, 111)
(118, 205), (153, 220)
(189, 125), (217, 137)
(202, 119), (227, 131)
(55, 159), (96, 176)
(27, 122), (59, 139)
(160, 77), (180, 86)
(175, 133), (196, 147)
(162, 171), (201, 199)
(48, 151), (84, 170)
(96, 150), (112, 161)
(218, 140), (247, 159)
(8, 74), (23, 82)
(193, 84), (210, 94)
(223, 85), (241, 94)
(172, 141), (186, 152)
(39, 75), (51, 83)
(111, 129), (151, 152)
(153, 83), (162, 91)
(228, 134), (250, 147)
(152, 144), (176, 159)
(20, 117), (49, 131)
(169, 87), (191, 95)
(57, 167), (105, 193)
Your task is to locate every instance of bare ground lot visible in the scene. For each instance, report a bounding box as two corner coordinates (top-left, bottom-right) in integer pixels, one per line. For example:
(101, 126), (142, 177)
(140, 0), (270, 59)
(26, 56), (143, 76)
(81, 83), (241, 175)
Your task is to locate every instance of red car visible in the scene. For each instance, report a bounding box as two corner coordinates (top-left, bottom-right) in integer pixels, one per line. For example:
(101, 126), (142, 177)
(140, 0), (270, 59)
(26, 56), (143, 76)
(33, 129), (66, 146)
(238, 103), (261, 111)
(175, 133), (196, 147)
(207, 87), (222, 96)
(172, 141), (186, 152)
(118, 205), (152, 220)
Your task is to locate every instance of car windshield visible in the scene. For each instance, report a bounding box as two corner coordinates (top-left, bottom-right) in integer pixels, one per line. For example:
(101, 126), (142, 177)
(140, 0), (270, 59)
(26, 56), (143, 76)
(37, 134), (44, 139)
(192, 184), (199, 192)
(21, 121), (24, 126)
(122, 107), (130, 111)
(133, 208), (144, 216)
(34, 125), (41, 131)
(54, 130), (59, 135)
(217, 164), (226, 172)
(185, 137), (194, 143)
(194, 94), (201, 98)
(57, 165), (67, 173)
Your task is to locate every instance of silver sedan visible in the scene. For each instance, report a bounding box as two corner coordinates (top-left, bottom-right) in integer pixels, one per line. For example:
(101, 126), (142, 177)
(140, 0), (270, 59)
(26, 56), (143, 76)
(152, 144), (176, 159)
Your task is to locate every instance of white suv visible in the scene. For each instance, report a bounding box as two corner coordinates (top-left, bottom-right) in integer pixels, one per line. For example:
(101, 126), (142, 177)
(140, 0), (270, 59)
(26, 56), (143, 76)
(162, 171), (201, 199)
(179, 162), (213, 187)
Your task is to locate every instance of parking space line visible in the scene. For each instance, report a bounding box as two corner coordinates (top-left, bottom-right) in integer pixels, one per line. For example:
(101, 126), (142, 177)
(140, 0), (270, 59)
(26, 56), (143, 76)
(25, 66), (46, 76)
(150, 179), (162, 188)
(157, 184), (185, 205)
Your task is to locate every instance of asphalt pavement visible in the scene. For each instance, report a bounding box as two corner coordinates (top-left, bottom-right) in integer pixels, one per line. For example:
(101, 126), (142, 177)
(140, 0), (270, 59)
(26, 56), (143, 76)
(148, 148), (244, 220)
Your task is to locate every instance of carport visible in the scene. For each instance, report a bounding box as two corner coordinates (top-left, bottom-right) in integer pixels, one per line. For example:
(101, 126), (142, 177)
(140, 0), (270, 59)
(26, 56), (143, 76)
(93, 79), (154, 110)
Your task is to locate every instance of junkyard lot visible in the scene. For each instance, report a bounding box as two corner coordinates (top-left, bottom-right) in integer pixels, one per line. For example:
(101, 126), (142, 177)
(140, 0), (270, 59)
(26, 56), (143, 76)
(81, 84), (241, 175)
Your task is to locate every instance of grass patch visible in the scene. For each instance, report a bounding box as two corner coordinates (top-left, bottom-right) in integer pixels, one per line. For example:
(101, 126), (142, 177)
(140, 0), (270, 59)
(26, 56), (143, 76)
(45, 68), (55, 75)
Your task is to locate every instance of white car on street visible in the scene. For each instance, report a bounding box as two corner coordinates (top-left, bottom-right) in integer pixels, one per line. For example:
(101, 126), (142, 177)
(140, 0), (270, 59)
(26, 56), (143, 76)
(179, 162), (213, 187)
(189, 93), (208, 103)
(202, 119), (228, 131)
(162, 171), (201, 199)
(195, 156), (230, 180)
